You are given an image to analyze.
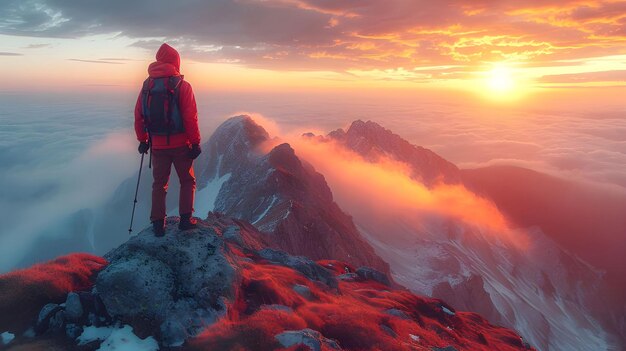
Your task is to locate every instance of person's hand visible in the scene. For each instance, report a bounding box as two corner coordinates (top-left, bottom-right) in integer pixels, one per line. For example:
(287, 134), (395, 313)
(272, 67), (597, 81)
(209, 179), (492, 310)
(138, 142), (149, 154)
(188, 144), (201, 159)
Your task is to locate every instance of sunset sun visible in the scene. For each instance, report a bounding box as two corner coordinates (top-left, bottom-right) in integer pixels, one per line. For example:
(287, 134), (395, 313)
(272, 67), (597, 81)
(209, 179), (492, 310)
(487, 66), (515, 93)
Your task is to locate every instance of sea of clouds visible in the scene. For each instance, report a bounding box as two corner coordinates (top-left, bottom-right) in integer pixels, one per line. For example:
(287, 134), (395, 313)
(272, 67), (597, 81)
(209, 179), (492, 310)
(0, 89), (624, 272)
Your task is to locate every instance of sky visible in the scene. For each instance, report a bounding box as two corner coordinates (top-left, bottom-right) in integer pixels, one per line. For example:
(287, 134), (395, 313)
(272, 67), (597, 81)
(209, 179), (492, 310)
(1, 0), (626, 105)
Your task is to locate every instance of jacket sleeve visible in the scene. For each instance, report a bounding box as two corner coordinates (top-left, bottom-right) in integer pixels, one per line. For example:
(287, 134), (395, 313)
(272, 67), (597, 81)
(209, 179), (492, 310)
(179, 81), (201, 145)
(134, 90), (149, 143)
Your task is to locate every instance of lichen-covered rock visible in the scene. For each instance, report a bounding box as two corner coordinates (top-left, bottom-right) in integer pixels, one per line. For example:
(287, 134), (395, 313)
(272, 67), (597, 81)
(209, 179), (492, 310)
(36, 303), (61, 333)
(65, 292), (84, 322)
(65, 323), (83, 339)
(337, 273), (358, 282)
(355, 267), (391, 286)
(48, 310), (65, 333)
(258, 248), (337, 288)
(95, 218), (237, 346)
(293, 284), (313, 300)
(385, 308), (411, 320)
(275, 328), (341, 351)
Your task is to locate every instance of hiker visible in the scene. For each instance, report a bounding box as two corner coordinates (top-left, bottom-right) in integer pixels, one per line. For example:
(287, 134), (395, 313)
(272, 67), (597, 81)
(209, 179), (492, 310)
(134, 43), (202, 236)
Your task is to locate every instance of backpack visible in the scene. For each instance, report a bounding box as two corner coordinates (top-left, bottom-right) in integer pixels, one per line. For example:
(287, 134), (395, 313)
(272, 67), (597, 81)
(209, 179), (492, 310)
(140, 76), (185, 141)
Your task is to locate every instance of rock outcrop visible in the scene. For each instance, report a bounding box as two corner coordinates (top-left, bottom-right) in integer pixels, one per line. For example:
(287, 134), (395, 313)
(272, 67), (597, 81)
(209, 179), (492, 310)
(6, 215), (535, 351)
(96, 217), (236, 347)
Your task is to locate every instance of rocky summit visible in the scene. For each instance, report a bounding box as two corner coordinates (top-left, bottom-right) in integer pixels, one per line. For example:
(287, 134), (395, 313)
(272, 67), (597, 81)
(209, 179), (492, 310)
(0, 213), (534, 351)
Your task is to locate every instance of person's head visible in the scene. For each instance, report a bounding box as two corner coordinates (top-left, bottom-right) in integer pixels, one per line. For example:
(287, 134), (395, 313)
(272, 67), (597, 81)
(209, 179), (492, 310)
(155, 43), (180, 73)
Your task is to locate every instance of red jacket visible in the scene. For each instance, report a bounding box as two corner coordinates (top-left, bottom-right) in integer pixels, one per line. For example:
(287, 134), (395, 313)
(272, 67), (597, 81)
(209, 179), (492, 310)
(134, 43), (201, 149)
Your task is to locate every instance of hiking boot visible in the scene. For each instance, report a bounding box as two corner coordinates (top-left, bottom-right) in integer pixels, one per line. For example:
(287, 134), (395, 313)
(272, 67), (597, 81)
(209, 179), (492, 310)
(152, 219), (165, 237)
(179, 213), (198, 230)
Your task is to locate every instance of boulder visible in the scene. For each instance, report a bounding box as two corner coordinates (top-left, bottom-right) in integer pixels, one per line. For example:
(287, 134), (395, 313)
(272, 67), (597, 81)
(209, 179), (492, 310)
(355, 267), (391, 286)
(48, 310), (65, 333)
(338, 273), (358, 282)
(95, 218), (237, 346)
(36, 303), (61, 333)
(258, 248), (337, 288)
(275, 328), (341, 351)
(385, 308), (411, 320)
(65, 292), (84, 322)
(293, 284), (313, 300)
(65, 323), (83, 339)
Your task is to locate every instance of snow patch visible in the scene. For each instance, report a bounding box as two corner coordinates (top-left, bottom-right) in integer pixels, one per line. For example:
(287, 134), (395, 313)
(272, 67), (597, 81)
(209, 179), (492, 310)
(168, 172), (231, 218)
(252, 195), (278, 224)
(195, 172), (231, 218)
(77, 325), (116, 345)
(96, 325), (159, 351)
(1, 332), (15, 345)
(442, 306), (455, 316)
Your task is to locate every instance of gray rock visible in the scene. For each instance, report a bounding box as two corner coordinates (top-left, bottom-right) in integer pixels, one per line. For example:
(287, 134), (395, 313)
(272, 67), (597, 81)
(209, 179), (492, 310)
(338, 273), (358, 282)
(48, 310), (65, 333)
(275, 328), (340, 351)
(384, 308), (411, 320)
(160, 298), (226, 347)
(355, 267), (391, 286)
(22, 328), (35, 338)
(293, 284), (313, 300)
(96, 219), (237, 346)
(96, 256), (175, 319)
(260, 304), (293, 313)
(65, 323), (83, 339)
(258, 249), (337, 288)
(87, 313), (98, 326)
(222, 225), (243, 245)
(36, 303), (61, 333)
(65, 292), (84, 322)
(380, 324), (397, 338)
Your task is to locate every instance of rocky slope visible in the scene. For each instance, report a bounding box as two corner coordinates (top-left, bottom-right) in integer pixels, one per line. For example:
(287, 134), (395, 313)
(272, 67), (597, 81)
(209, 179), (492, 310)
(0, 215), (535, 351)
(461, 165), (626, 349)
(306, 120), (621, 351)
(195, 116), (390, 274)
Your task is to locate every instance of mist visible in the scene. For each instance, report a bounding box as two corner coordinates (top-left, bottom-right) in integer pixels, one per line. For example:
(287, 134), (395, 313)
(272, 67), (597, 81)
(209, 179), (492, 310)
(1, 89), (624, 274)
(290, 137), (518, 237)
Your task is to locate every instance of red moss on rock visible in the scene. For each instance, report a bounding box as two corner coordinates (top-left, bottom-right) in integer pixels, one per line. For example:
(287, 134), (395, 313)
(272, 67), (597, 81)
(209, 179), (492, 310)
(0, 253), (107, 333)
(191, 255), (534, 351)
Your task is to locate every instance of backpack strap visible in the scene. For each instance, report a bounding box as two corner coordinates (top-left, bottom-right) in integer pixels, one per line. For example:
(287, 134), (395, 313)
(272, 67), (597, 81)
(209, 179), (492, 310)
(165, 76), (184, 145)
(140, 78), (154, 130)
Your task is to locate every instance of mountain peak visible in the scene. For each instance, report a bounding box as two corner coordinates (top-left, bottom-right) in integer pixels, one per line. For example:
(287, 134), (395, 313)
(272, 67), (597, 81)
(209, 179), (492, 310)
(268, 143), (302, 174)
(213, 115), (269, 148)
(197, 115), (270, 183)
(327, 119), (461, 185)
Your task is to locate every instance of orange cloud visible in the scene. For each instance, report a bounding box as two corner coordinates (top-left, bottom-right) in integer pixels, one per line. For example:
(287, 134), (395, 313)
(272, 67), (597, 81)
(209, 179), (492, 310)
(287, 136), (528, 248)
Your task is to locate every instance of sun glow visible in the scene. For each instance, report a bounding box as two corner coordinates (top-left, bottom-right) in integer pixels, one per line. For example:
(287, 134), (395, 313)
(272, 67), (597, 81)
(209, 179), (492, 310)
(488, 66), (515, 93)
(476, 64), (529, 102)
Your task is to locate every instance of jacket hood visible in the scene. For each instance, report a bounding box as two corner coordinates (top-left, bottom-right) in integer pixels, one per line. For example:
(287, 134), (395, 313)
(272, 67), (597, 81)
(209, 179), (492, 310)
(148, 43), (181, 78)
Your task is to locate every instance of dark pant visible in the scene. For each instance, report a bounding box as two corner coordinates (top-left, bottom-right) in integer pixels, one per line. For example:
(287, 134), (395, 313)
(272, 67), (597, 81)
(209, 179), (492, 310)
(150, 146), (196, 222)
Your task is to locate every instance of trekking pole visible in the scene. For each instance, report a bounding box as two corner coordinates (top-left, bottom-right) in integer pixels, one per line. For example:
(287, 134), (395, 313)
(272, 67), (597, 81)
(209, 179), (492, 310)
(148, 133), (153, 169)
(128, 152), (145, 235)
